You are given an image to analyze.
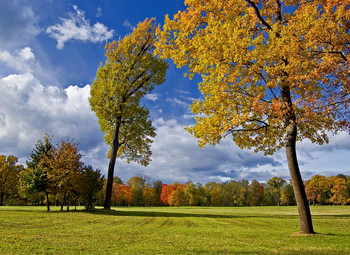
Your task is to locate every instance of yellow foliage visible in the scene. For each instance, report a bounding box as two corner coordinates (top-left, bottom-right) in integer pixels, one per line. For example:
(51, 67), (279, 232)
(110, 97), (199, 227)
(90, 18), (168, 165)
(156, 0), (349, 154)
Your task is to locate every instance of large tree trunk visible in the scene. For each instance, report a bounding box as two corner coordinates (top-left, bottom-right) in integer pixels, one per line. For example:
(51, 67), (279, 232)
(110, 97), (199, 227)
(282, 85), (315, 234)
(104, 120), (121, 210)
(285, 124), (315, 234)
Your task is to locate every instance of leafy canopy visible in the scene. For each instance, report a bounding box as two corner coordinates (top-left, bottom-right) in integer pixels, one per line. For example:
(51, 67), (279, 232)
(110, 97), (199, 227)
(155, 0), (349, 155)
(90, 18), (168, 165)
(19, 134), (53, 197)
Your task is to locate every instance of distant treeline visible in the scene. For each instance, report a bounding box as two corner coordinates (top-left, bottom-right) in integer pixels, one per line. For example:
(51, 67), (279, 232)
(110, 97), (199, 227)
(106, 174), (350, 207)
(1, 149), (349, 208)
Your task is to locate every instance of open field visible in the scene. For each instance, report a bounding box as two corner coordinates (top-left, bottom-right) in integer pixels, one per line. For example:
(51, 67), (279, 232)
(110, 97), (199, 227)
(0, 206), (349, 254)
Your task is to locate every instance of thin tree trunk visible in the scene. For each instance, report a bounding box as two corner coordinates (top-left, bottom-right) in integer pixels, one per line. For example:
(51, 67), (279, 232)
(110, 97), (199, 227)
(61, 193), (66, 211)
(0, 192), (4, 206)
(282, 85), (315, 234)
(46, 192), (50, 211)
(67, 193), (70, 212)
(104, 119), (121, 210)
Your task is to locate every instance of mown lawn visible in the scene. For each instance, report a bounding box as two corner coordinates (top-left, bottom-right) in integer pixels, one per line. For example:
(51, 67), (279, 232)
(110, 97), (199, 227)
(0, 206), (349, 254)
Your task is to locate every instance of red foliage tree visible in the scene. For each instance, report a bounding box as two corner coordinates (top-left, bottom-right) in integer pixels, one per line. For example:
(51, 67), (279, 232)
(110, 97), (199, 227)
(160, 184), (176, 205)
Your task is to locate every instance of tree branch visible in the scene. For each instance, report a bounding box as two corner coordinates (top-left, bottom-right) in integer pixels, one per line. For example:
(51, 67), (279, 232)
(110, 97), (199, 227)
(275, 0), (282, 23)
(246, 0), (273, 31)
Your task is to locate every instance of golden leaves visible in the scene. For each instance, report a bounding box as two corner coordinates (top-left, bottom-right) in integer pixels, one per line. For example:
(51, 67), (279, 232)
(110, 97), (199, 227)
(156, 0), (350, 154)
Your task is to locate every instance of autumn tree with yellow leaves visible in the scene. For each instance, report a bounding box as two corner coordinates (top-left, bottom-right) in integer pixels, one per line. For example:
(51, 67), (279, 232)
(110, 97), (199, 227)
(90, 18), (168, 209)
(156, 0), (349, 234)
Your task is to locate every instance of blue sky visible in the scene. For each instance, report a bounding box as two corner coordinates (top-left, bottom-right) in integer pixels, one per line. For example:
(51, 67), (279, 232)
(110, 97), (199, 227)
(0, 0), (349, 184)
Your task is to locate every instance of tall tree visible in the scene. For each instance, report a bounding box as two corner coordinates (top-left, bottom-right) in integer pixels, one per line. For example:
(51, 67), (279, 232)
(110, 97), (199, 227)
(155, 0), (350, 233)
(19, 134), (53, 211)
(90, 18), (168, 210)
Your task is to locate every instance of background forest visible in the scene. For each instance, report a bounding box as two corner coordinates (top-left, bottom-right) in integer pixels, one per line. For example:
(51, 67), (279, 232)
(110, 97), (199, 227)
(1, 137), (349, 209)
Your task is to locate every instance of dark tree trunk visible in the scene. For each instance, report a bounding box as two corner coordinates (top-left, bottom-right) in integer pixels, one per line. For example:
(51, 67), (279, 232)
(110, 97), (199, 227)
(0, 192), (4, 206)
(104, 119), (121, 210)
(46, 192), (50, 212)
(61, 193), (66, 211)
(282, 85), (315, 234)
(67, 193), (70, 212)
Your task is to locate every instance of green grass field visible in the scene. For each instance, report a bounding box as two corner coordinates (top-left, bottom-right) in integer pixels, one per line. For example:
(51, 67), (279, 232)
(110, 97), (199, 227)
(0, 206), (349, 254)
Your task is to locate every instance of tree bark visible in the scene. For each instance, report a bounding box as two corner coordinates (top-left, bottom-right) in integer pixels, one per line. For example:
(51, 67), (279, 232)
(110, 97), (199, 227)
(282, 85), (315, 234)
(285, 125), (315, 234)
(104, 119), (121, 210)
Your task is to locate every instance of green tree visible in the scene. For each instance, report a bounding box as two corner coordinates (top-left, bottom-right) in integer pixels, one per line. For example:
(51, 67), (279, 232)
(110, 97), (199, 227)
(89, 18), (168, 210)
(153, 180), (163, 205)
(267, 177), (286, 206)
(80, 165), (104, 210)
(127, 176), (147, 206)
(185, 182), (199, 206)
(155, 0), (350, 233)
(113, 176), (124, 185)
(19, 134), (53, 211)
(196, 182), (210, 206)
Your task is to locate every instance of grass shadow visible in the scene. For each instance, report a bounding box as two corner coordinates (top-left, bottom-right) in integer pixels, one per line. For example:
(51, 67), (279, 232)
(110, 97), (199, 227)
(79, 208), (297, 219)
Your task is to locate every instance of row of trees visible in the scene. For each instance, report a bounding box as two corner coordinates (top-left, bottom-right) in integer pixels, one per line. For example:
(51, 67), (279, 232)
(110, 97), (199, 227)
(2, 139), (349, 208)
(0, 135), (104, 211)
(108, 175), (350, 207)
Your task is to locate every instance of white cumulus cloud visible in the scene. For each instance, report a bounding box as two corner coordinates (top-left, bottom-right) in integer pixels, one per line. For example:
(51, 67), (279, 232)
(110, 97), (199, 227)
(0, 47), (36, 73)
(0, 48), (102, 165)
(46, 5), (114, 50)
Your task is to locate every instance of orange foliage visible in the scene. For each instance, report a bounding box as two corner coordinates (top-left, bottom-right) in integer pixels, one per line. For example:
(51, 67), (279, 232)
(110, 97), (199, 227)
(112, 183), (133, 206)
(160, 184), (176, 205)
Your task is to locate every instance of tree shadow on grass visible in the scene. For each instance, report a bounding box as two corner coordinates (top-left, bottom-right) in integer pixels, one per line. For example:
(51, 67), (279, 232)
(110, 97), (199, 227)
(2, 206), (350, 220)
(78, 208), (300, 219)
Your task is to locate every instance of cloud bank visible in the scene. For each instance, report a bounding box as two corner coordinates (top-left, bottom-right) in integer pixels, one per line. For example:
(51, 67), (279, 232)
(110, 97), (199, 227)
(0, 47), (102, 164)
